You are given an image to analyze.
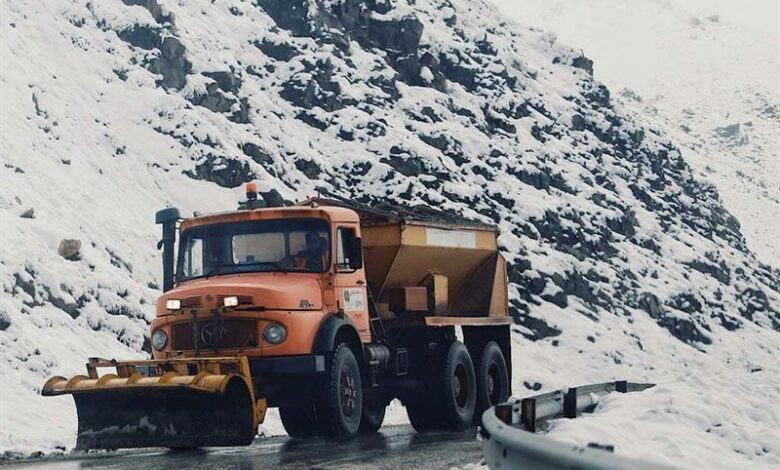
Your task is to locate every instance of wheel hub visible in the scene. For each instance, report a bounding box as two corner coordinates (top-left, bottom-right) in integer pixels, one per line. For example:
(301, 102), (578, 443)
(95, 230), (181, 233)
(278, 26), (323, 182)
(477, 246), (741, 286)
(340, 370), (357, 415)
(453, 363), (469, 409)
(488, 363), (501, 404)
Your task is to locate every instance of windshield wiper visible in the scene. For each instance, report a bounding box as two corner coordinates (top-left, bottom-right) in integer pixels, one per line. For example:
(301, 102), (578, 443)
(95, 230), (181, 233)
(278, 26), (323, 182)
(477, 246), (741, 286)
(199, 261), (281, 280)
(236, 261), (280, 271)
(207, 262), (281, 278)
(202, 264), (233, 279)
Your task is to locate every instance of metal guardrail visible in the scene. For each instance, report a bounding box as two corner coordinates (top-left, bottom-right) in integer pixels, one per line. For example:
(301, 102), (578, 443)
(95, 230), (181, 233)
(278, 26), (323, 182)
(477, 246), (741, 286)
(481, 381), (680, 470)
(495, 380), (655, 432)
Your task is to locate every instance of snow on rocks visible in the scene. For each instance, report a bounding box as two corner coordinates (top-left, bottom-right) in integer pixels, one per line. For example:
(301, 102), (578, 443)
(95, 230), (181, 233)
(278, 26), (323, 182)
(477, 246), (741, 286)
(0, 0), (778, 464)
(489, 0), (780, 267)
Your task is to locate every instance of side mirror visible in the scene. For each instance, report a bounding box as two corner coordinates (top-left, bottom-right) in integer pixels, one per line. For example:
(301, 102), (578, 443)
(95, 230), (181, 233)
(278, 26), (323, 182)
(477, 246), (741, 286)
(345, 236), (363, 270)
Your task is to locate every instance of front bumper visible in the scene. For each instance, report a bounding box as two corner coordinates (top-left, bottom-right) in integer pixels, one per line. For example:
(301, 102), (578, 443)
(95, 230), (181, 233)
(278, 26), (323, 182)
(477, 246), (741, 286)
(251, 354), (326, 407)
(250, 354), (325, 375)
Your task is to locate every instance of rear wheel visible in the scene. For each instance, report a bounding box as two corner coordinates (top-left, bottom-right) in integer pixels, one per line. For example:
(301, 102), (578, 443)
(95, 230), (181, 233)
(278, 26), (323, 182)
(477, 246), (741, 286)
(475, 341), (509, 423)
(319, 343), (363, 440)
(280, 404), (320, 438)
(406, 340), (447, 433)
(406, 398), (440, 432)
(358, 401), (386, 434)
(440, 341), (477, 431)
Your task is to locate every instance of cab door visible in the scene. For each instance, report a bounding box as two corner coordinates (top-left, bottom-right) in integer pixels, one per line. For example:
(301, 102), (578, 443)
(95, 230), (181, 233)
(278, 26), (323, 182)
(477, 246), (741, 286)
(332, 224), (370, 342)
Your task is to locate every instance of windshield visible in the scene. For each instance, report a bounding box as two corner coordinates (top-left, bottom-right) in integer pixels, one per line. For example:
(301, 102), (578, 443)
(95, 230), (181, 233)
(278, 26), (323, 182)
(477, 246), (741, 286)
(177, 218), (331, 280)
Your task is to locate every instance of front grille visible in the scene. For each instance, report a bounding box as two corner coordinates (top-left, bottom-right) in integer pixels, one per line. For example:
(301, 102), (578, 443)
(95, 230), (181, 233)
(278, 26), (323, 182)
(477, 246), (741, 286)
(171, 319), (258, 350)
(180, 296), (202, 308)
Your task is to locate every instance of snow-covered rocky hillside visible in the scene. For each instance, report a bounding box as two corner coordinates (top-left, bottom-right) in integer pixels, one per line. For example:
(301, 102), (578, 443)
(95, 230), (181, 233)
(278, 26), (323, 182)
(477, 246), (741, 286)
(1, 0), (778, 467)
(491, 0), (780, 266)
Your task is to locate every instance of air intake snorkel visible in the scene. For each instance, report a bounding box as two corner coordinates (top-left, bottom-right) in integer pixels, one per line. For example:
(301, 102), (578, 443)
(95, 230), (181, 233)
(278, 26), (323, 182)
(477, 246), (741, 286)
(155, 207), (181, 292)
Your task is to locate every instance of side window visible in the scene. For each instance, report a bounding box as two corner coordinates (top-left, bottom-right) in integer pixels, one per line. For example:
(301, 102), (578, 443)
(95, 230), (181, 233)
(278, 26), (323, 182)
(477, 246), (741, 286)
(336, 227), (357, 267)
(182, 238), (204, 277)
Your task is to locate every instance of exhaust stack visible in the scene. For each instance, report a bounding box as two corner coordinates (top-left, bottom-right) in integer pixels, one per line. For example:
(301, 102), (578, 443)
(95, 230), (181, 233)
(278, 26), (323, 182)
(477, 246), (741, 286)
(155, 207), (180, 292)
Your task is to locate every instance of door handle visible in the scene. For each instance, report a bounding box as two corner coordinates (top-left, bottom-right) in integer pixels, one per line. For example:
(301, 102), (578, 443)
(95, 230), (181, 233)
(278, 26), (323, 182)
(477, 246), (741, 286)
(356, 280), (365, 285)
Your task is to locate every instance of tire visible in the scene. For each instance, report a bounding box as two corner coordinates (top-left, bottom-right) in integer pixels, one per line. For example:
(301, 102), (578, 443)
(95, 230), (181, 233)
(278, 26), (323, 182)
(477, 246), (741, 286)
(318, 343), (363, 440)
(358, 401), (386, 434)
(406, 340), (449, 433)
(280, 404), (320, 438)
(440, 341), (477, 431)
(406, 398), (440, 432)
(475, 341), (509, 423)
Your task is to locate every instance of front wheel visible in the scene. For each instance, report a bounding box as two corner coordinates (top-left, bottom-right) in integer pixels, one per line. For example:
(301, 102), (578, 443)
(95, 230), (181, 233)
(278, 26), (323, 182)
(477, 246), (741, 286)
(358, 401), (386, 434)
(318, 343), (363, 440)
(280, 404), (320, 438)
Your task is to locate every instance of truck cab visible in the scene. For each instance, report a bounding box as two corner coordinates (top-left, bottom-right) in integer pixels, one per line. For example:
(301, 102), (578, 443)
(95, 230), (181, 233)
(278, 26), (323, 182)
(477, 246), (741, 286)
(152, 198), (378, 420)
(153, 205), (369, 358)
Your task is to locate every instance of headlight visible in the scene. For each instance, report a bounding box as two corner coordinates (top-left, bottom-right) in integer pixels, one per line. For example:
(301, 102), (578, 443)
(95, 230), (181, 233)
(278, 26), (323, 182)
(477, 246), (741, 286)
(223, 296), (239, 307)
(152, 330), (168, 351)
(264, 323), (287, 344)
(166, 299), (181, 310)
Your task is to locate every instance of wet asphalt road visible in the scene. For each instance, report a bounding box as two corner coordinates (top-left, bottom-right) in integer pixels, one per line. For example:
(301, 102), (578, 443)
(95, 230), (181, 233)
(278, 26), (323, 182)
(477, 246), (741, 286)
(3, 425), (483, 470)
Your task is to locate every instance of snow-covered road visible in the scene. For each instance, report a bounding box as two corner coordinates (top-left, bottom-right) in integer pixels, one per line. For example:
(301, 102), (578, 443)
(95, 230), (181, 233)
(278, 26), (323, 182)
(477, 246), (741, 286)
(2, 425), (481, 470)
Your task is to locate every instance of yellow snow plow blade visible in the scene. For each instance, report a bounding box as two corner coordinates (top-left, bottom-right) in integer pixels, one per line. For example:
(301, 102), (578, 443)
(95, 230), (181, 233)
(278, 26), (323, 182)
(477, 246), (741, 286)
(42, 356), (266, 450)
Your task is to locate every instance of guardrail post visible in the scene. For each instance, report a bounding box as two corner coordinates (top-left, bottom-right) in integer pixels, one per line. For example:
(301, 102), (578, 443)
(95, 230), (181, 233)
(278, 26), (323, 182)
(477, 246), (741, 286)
(520, 398), (536, 432)
(615, 380), (627, 393)
(563, 387), (577, 418)
(495, 403), (513, 424)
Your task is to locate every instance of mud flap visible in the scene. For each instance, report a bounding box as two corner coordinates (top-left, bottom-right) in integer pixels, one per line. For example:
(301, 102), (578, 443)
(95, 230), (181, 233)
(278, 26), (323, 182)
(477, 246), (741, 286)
(73, 375), (255, 450)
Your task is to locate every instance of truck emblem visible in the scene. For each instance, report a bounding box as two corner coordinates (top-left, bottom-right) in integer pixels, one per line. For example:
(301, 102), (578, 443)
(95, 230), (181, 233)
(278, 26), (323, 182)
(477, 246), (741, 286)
(300, 299), (313, 308)
(200, 322), (225, 347)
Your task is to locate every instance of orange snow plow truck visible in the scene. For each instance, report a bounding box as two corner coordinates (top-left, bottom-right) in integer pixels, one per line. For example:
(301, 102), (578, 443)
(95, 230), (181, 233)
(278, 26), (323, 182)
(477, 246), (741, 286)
(43, 186), (512, 450)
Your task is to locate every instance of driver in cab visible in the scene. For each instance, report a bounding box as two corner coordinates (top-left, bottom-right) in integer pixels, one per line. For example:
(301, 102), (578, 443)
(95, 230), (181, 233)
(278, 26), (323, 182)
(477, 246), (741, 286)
(293, 232), (330, 271)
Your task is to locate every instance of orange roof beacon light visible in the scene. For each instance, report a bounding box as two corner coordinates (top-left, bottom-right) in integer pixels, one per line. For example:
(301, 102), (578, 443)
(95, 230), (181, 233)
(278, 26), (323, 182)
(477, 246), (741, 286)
(238, 182), (265, 210)
(246, 182), (258, 200)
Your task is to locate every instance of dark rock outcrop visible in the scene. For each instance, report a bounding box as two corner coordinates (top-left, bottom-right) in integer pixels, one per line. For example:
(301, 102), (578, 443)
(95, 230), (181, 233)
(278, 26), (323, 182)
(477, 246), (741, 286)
(185, 155), (254, 188)
(113, 2), (191, 90)
(189, 71), (250, 123)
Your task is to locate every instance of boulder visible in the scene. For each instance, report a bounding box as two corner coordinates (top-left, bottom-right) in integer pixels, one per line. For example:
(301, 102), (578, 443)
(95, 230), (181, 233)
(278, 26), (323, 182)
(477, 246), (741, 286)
(58, 239), (82, 261)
